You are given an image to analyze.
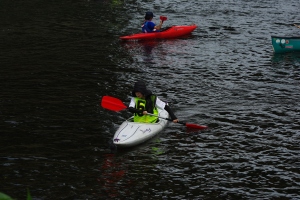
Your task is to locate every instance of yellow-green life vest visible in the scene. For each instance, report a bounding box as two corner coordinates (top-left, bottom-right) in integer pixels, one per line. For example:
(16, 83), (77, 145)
(133, 96), (158, 123)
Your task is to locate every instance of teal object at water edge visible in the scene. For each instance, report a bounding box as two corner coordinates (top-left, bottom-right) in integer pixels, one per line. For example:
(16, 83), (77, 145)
(271, 36), (300, 53)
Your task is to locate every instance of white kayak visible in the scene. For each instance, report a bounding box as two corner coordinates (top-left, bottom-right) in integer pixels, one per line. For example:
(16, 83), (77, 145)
(112, 108), (169, 147)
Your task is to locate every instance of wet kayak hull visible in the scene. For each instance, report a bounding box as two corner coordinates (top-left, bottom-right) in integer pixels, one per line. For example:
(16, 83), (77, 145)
(120, 25), (197, 40)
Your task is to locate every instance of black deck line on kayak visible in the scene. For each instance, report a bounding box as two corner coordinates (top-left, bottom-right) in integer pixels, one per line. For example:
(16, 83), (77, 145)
(113, 123), (141, 143)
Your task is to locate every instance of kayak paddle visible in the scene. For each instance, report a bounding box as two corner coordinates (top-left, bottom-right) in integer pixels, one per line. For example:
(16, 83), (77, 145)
(101, 95), (208, 130)
(146, 113), (208, 130)
(160, 16), (167, 22)
(101, 95), (127, 112)
(294, 24), (300, 29)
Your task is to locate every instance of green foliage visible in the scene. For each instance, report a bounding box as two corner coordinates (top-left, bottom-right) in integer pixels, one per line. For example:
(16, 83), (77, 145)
(0, 192), (13, 200)
(27, 189), (32, 200)
(0, 189), (32, 200)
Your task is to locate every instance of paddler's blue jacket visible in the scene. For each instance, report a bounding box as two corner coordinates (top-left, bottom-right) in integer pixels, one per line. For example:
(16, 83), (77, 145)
(128, 81), (177, 123)
(142, 21), (160, 33)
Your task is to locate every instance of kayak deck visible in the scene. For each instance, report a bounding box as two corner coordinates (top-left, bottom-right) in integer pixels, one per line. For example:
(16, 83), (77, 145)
(113, 109), (169, 147)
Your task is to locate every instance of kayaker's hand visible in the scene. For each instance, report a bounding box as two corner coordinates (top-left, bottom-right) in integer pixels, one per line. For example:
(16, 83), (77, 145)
(154, 21), (163, 30)
(173, 119), (179, 123)
(142, 111), (148, 115)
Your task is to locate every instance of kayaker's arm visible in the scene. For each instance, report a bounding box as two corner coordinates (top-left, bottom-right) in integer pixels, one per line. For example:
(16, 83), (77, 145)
(154, 20), (163, 30)
(155, 97), (178, 123)
(164, 105), (178, 121)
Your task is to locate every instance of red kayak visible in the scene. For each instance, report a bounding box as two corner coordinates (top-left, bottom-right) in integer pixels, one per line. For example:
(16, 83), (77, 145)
(120, 24), (197, 40)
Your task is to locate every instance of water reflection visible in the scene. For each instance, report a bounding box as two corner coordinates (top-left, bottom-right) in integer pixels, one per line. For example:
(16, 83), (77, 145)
(119, 37), (197, 68)
(120, 40), (161, 55)
(271, 52), (300, 65)
(98, 154), (126, 199)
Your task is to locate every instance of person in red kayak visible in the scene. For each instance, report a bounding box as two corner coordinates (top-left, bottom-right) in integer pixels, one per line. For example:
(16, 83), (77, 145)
(142, 11), (163, 33)
(128, 81), (179, 123)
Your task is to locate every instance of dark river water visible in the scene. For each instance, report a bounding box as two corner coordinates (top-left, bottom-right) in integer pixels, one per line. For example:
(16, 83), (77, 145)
(1, 0), (300, 199)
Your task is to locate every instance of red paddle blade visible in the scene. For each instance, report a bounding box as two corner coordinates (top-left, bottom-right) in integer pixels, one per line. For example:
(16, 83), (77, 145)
(101, 96), (127, 112)
(160, 16), (167, 21)
(185, 123), (208, 130)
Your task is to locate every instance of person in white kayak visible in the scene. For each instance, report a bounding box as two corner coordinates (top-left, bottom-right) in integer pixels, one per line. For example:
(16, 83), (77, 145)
(128, 81), (179, 123)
